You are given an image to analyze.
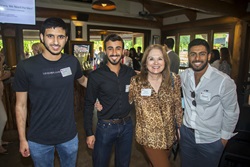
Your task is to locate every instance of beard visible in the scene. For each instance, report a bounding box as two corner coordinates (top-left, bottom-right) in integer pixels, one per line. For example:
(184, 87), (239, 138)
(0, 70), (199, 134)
(189, 60), (208, 72)
(107, 54), (123, 65)
(42, 42), (63, 56)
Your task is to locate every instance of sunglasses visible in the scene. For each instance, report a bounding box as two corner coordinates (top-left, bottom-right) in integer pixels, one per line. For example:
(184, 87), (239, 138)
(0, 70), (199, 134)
(190, 91), (196, 107)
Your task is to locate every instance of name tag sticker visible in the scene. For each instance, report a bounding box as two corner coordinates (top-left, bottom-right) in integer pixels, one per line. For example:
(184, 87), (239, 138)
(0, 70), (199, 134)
(125, 85), (130, 92)
(141, 89), (152, 96)
(200, 92), (211, 101)
(60, 67), (72, 77)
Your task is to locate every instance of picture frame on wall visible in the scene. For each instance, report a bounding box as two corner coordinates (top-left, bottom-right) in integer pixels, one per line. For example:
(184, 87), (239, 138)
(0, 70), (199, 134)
(69, 40), (94, 71)
(69, 40), (94, 57)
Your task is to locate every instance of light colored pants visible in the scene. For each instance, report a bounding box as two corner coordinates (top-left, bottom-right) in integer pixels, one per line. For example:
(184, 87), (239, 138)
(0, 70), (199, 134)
(0, 100), (7, 145)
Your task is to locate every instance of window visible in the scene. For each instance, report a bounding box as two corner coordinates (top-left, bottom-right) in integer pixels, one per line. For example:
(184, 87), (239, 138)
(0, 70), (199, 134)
(179, 35), (190, 67)
(23, 29), (40, 58)
(195, 34), (208, 41)
(213, 32), (229, 50)
(0, 35), (3, 50)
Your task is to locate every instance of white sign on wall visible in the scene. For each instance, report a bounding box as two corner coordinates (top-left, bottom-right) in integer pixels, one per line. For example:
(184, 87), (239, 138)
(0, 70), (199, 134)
(0, 0), (35, 25)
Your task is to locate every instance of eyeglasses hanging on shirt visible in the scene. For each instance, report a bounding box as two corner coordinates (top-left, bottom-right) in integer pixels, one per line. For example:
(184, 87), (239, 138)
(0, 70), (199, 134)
(190, 91), (196, 107)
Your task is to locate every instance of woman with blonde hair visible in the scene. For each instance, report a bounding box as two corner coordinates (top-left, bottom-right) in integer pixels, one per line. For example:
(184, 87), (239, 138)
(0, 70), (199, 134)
(129, 44), (183, 167)
(32, 42), (45, 56)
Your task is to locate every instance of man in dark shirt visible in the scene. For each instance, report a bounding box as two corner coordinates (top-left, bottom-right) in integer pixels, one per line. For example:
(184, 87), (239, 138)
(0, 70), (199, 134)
(84, 34), (136, 167)
(164, 38), (180, 74)
(136, 46), (143, 62)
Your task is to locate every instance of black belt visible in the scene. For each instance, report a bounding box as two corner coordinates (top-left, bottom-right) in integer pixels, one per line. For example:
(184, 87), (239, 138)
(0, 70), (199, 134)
(102, 115), (131, 124)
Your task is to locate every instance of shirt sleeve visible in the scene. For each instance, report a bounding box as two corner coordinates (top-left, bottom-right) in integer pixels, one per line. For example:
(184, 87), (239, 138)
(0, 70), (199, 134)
(12, 61), (29, 92)
(129, 76), (136, 104)
(83, 72), (98, 136)
(173, 74), (183, 127)
(220, 77), (240, 140)
(74, 57), (83, 80)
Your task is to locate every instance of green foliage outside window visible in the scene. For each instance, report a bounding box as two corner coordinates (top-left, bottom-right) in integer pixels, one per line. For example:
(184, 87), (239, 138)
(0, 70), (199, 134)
(91, 39), (134, 53)
(0, 40), (3, 50)
(179, 35), (190, 51)
(23, 40), (41, 56)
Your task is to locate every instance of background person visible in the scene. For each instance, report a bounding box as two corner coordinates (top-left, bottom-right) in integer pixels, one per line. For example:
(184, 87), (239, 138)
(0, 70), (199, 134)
(164, 38), (180, 74)
(180, 39), (239, 167)
(122, 49), (133, 68)
(129, 47), (141, 71)
(32, 42), (45, 56)
(209, 49), (220, 65)
(218, 47), (232, 76)
(129, 44), (183, 167)
(136, 46), (143, 62)
(13, 17), (87, 167)
(0, 49), (11, 155)
(84, 34), (136, 167)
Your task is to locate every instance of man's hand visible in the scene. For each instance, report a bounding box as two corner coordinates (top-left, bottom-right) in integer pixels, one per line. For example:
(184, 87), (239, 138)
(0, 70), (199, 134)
(86, 135), (95, 149)
(221, 138), (228, 147)
(19, 140), (30, 157)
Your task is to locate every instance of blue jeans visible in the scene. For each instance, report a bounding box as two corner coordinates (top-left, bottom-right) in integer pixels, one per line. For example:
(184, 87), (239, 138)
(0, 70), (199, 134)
(93, 118), (133, 167)
(180, 125), (224, 167)
(28, 134), (78, 167)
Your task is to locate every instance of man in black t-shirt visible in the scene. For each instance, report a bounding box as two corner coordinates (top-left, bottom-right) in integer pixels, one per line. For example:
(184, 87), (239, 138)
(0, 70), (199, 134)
(13, 17), (87, 167)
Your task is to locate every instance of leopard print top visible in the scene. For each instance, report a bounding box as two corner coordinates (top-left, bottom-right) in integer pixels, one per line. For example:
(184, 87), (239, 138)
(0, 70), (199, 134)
(129, 73), (183, 149)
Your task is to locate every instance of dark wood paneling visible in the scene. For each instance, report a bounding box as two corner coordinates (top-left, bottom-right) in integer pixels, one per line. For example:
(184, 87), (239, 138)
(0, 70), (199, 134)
(36, 7), (162, 29)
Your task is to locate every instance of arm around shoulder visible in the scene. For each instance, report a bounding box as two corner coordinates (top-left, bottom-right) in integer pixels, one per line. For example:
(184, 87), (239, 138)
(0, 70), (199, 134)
(77, 75), (88, 88)
(174, 74), (183, 127)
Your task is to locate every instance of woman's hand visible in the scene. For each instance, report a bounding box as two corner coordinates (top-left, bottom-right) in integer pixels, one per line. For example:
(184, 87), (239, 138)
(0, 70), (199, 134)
(95, 101), (103, 111)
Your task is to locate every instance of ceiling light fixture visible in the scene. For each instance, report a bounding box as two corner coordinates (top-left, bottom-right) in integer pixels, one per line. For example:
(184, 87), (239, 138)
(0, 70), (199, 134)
(92, 0), (116, 11)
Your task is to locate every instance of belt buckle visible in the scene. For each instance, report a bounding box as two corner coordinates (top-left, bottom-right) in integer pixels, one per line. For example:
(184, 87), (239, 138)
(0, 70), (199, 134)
(112, 119), (121, 124)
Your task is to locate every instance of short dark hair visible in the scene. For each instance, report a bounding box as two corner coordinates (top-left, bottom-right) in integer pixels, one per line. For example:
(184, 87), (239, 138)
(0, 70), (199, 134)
(40, 17), (68, 36)
(103, 34), (124, 50)
(188, 39), (210, 53)
(164, 38), (174, 49)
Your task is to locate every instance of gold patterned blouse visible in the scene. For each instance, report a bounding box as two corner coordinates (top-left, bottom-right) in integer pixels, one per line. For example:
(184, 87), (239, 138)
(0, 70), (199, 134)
(129, 73), (183, 149)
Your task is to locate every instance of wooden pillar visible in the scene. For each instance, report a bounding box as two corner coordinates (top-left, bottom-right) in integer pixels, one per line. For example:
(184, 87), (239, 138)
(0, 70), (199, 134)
(232, 20), (247, 84)
(2, 25), (17, 68)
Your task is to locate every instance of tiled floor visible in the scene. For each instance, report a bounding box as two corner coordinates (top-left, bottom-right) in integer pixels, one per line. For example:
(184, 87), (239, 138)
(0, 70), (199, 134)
(0, 109), (181, 167)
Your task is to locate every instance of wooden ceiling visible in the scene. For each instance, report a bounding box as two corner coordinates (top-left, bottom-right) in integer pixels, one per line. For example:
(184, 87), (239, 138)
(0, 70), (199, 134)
(127, 0), (250, 22)
(36, 0), (250, 29)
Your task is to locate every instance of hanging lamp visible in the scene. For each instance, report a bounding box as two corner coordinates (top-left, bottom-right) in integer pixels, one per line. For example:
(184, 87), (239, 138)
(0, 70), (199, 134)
(92, 0), (116, 11)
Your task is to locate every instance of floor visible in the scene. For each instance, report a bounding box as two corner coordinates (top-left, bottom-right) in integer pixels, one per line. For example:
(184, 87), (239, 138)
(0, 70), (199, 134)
(0, 108), (181, 167)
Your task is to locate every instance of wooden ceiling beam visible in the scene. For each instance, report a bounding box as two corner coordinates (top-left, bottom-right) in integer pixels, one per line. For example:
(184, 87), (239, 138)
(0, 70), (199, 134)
(152, 0), (247, 17)
(162, 16), (240, 31)
(36, 7), (162, 29)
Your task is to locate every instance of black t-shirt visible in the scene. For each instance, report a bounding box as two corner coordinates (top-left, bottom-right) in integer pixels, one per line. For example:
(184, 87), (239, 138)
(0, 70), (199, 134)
(13, 54), (83, 144)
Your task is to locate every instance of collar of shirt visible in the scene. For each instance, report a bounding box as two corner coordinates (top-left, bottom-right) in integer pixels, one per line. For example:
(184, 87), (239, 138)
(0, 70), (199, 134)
(187, 64), (213, 84)
(167, 50), (172, 54)
(103, 63), (125, 73)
